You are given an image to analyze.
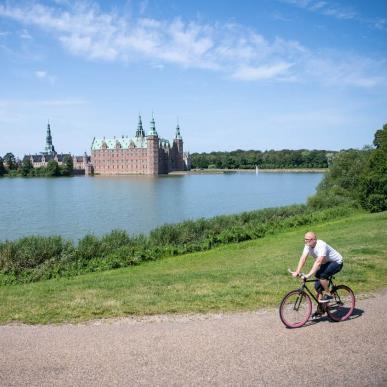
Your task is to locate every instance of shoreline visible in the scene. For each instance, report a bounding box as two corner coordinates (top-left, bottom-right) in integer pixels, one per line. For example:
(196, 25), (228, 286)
(1, 167), (328, 178)
(170, 168), (327, 175)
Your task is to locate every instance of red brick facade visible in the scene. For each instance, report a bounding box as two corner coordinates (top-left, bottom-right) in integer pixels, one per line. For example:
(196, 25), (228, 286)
(90, 117), (188, 175)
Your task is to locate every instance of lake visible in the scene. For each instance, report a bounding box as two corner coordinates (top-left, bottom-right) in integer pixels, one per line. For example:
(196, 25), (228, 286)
(0, 172), (324, 242)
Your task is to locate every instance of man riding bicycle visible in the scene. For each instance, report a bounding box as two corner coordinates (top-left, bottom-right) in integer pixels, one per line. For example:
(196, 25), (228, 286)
(292, 231), (343, 316)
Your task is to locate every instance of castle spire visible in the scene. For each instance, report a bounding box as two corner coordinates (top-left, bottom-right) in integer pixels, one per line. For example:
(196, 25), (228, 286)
(175, 123), (182, 140)
(44, 121), (56, 155)
(136, 115), (145, 137)
(148, 115), (158, 136)
(46, 121), (52, 144)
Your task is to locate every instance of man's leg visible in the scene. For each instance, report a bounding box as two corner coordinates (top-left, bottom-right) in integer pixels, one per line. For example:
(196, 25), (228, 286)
(314, 278), (324, 303)
(315, 263), (327, 301)
(313, 281), (325, 316)
(319, 262), (344, 302)
(319, 278), (329, 293)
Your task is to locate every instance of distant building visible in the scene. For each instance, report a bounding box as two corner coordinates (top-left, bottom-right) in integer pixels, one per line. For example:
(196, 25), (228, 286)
(91, 115), (190, 175)
(24, 123), (93, 175)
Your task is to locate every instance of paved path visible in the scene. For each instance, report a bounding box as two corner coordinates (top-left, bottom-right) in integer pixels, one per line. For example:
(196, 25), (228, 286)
(1, 293), (386, 386)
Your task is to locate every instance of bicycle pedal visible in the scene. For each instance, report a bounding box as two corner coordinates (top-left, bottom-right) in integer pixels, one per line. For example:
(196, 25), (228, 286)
(317, 305), (325, 313)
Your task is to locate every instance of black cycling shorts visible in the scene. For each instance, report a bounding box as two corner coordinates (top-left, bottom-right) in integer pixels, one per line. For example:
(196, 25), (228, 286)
(314, 261), (343, 292)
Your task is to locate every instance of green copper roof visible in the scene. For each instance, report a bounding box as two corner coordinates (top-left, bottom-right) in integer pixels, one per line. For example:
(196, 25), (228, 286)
(160, 138), (170, 148)
(148, 116), (158, 136)
(91, 136), (147, 150)
(175, 124), (182, 140)
(91, 116), (181, 151)
(136, 115), (146, 137)
(45, 122), (56, 154)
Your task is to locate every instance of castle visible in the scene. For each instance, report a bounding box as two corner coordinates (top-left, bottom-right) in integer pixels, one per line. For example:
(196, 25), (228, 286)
(24, 123), (93, 175)
(24, 117), (189, 175)
(91, 115), (190, 175)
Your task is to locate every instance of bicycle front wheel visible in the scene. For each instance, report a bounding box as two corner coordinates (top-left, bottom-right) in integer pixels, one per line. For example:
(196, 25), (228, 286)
(279, 290), (312, 328)
(326, 285), (355, 322)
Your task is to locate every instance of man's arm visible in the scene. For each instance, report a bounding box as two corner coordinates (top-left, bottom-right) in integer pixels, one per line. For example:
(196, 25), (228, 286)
(305, 256), (325, 278)
(293, 253), (308, 277)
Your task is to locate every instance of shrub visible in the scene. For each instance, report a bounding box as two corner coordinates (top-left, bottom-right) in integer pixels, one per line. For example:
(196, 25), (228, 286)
(76, 235), (102, 261)
(307, 191), (355, 210)
(0, 202), (357, 285)
(363, 194), (387, 213)
(0, 236), (73, 275)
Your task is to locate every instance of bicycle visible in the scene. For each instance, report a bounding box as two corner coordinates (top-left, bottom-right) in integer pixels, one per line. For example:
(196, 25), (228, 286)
(279, 269), (355, 328)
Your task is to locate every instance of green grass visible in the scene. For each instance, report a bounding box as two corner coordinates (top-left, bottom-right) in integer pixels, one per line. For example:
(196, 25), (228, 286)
(0, 211), (386, 324)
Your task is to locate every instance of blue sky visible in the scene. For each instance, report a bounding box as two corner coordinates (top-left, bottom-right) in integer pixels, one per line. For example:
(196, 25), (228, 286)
(1, 0), (386, 158)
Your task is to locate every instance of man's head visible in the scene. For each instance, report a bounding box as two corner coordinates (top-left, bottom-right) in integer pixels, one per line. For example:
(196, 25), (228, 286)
(304, 231), (317, 247)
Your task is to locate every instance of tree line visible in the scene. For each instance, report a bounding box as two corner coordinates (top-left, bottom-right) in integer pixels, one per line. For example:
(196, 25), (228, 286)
(190, 149), (333, 169)
(0, 153), (74, 177)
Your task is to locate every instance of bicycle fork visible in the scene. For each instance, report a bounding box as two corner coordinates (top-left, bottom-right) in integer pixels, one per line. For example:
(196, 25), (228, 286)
(293, 291), (304, 311)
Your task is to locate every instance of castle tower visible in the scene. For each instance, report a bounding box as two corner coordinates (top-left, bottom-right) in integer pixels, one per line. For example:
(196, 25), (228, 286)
(173, 123), (184, 170)
(83, 152), (89, 176)
(135, 115), (145, 138)
(44, 122), (56, 155)
(147, 116), (159, 175)
(174, 124), (183, 150)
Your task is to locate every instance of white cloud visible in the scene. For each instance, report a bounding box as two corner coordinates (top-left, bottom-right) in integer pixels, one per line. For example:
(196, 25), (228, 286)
(35, 70), (47, 79)
(304, 53), (386, 88)
(60, 34), (118, 61)
(374, 18), (387, 31)
(282, 0), (357, 20)
(139, 0), (149, 16)
(232, 62), (294, 81)
(282, 0), (387, 31)
(19, 29), (32, 39)
(0, 1), (385, 87)
(272, 11), (292, 22)
(34, 70), (57, 84)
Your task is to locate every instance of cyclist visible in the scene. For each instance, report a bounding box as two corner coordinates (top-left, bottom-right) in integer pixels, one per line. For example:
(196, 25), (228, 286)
(292, 231), (343, 316)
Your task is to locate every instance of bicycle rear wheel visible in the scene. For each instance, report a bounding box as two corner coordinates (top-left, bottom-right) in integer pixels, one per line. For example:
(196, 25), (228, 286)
(326, 285), (355, 322)
(279, 290), (312, 328)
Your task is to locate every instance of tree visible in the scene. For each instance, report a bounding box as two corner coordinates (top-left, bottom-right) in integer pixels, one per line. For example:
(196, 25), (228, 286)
(46, 160), (61, 176)
(0, 157), (5, 176)
(3, 152), (16, 170)
(190, 149), (333, 170)
(308, 149), (370, 209)
(61, 155), (74, 176)
(359, 124), (387, 212)
(309, 124), (387, 213)
(374, 124), (387, 149)
(327, 150), (370, 195)
(20, 157), (34, 176)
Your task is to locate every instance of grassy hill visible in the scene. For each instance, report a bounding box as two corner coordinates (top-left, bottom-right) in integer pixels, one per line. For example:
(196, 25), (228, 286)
(0, 211), (386, 324)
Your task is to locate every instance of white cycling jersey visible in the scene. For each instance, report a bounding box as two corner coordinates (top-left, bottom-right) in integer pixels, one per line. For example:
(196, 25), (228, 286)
(302, 239), (343, 264)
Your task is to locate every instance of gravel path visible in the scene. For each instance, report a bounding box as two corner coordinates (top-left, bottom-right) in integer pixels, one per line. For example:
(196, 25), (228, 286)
(1, 293), (386, 386)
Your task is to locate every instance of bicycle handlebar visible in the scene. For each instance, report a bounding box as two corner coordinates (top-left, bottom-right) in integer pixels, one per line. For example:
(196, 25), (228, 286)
(288, 268), (307, 280)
